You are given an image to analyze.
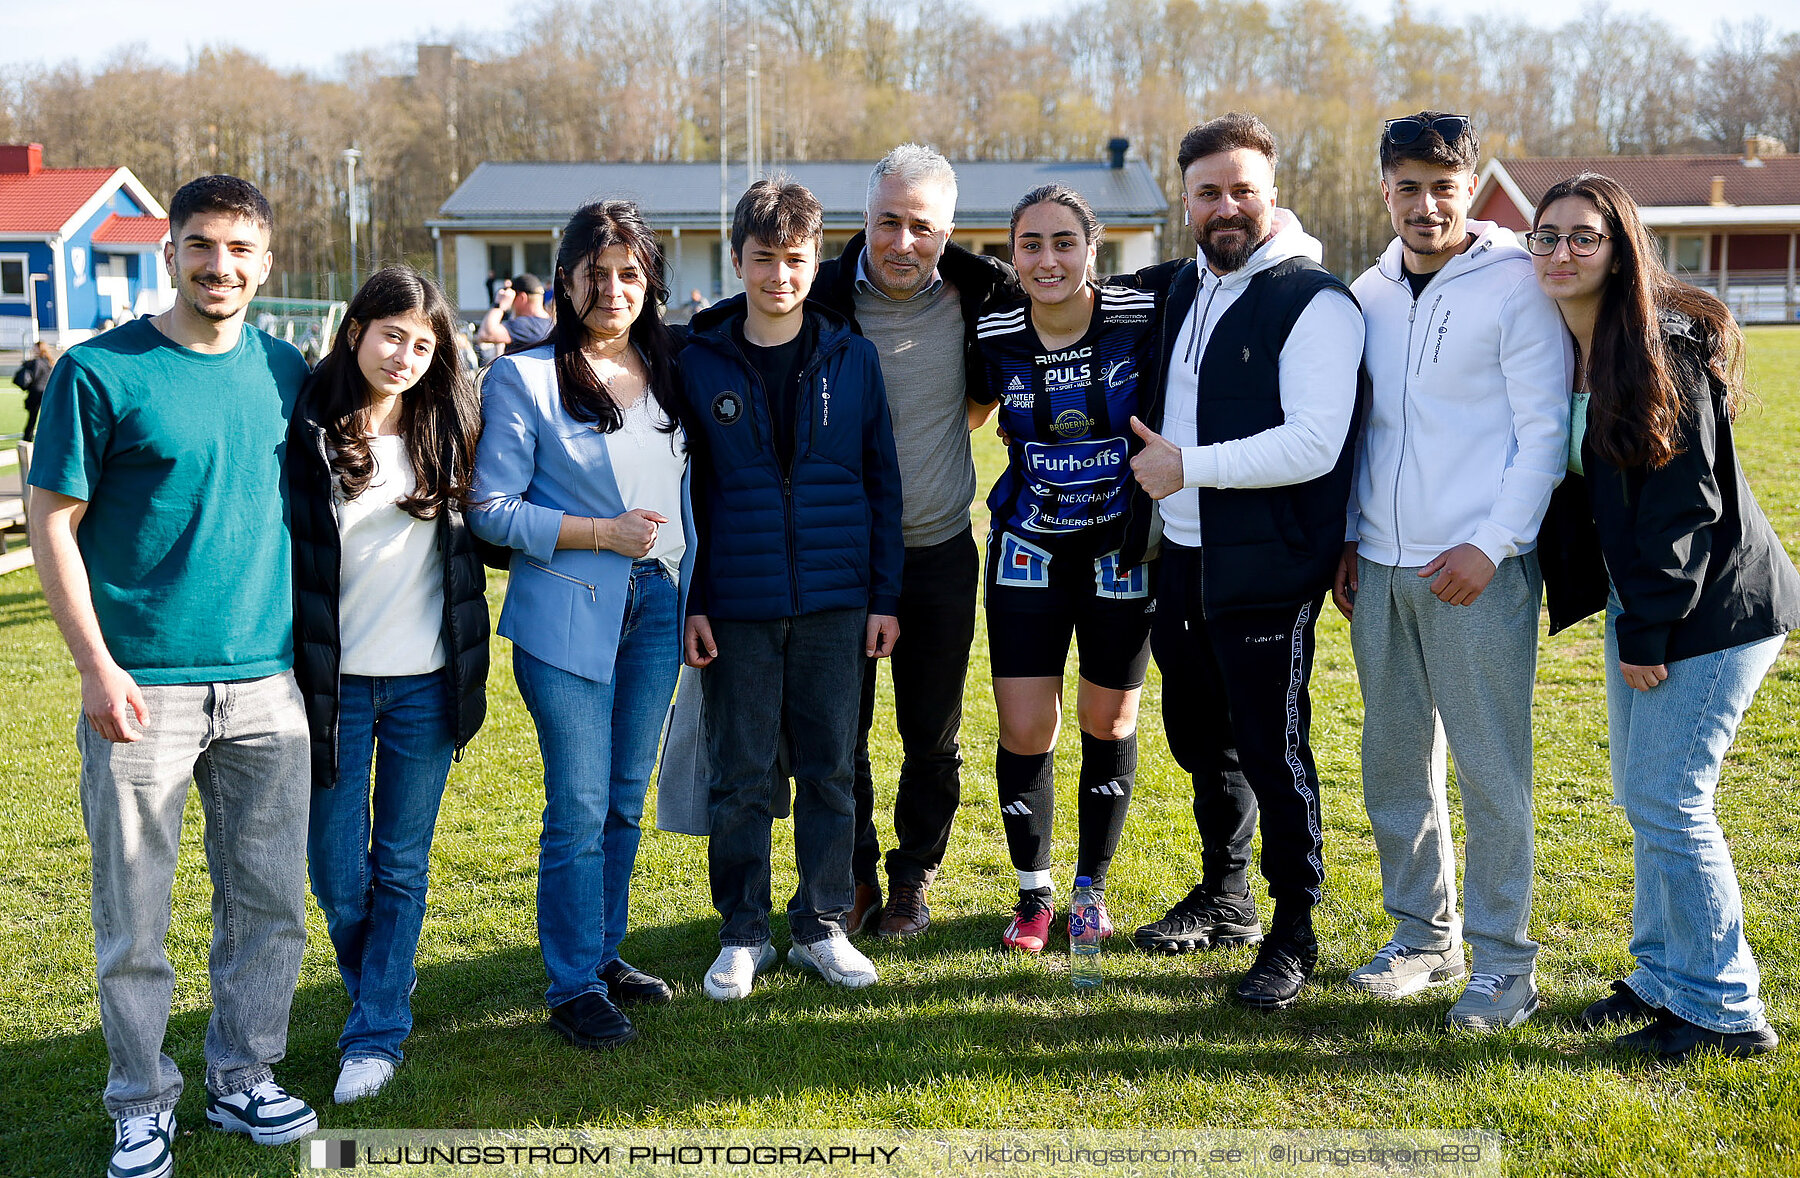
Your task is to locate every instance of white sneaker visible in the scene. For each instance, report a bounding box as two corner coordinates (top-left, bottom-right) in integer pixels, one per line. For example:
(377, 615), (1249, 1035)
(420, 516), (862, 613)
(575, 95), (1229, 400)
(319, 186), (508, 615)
(205, 1078), (319, 1145)
(1347, 939), (1467, 999)
(788, 931), (878, 989)
(333, 1056), (396, 1104)
(704, 941), (776, 1000)
(109, 1109), (173, 1178)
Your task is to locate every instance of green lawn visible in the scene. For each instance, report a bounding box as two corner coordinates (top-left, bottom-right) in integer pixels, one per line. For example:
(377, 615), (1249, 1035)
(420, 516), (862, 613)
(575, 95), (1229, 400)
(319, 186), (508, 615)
(3, 330), (1798, 1177)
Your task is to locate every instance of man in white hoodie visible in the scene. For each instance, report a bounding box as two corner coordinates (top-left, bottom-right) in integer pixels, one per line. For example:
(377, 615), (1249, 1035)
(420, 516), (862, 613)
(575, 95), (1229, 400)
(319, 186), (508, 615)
(1126, 112), (1364, 1009)
(1334, 111), (1571, 1031)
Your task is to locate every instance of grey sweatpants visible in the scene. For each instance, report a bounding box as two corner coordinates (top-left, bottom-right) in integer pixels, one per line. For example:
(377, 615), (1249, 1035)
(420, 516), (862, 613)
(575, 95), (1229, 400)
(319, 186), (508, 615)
(1350, 553), (1541, 975)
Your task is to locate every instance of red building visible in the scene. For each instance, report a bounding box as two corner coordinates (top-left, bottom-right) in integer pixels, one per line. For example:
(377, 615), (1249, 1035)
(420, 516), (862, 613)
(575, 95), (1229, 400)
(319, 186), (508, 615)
(1473, 137), (1800, 324)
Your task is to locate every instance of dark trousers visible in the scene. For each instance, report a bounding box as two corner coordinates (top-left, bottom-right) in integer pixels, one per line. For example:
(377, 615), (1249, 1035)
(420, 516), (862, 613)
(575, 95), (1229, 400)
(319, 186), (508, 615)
(851, 527), (979, 888)
(704, 608), (867, 946)
(1149, 543), (1325, 910)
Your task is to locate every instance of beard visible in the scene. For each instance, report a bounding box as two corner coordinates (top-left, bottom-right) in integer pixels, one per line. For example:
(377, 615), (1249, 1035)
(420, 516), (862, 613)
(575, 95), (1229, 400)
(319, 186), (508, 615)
(184, 273), (247, 320)
(1405, 218), (1463, 255)
(1196, 215), (1263, 273)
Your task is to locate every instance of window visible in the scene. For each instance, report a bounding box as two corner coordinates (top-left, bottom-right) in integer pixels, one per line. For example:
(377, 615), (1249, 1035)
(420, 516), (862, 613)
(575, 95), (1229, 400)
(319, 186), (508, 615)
(523, 241), (553, 282)
(487, 242), (513, 280)
(0, 256), (25, 301)
(1096, 242), (1121, 277)
(1672, 235), (1706, 273)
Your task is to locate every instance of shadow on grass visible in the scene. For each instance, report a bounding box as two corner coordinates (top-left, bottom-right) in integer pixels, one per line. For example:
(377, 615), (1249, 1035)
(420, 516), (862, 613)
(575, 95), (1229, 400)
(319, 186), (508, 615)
(1, 911), (1674, 1175)
(0, 577), (51, 629)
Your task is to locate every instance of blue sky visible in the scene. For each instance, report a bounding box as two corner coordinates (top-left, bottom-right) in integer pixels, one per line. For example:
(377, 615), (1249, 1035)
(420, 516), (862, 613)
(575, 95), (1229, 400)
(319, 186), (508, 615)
(5, 0), (1794, 74)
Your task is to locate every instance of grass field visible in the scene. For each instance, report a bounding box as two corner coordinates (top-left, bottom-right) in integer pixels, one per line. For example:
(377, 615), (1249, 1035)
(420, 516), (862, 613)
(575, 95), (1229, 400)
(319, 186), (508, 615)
(2, 329), (1798, 1177)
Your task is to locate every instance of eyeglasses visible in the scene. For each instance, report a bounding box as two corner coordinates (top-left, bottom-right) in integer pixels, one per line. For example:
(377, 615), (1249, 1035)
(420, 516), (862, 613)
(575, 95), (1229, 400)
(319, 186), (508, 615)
(1523, 230), (1612, 257)
(1383, 114), (1470, 146)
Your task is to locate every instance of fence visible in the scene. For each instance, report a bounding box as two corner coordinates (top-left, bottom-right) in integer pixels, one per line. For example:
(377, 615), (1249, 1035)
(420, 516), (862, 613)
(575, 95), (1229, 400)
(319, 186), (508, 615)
(248, 297), (348, 364)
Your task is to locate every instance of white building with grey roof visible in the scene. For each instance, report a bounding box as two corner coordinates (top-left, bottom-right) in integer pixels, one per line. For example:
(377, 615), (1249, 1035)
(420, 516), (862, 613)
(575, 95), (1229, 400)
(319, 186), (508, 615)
(427, 147), (1168, 313)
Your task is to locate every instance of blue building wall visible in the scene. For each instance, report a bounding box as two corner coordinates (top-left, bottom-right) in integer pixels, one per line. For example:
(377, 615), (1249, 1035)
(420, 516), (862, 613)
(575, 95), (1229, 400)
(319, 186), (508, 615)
(0, 239), (57, 329)
(68, 187), (153, 330)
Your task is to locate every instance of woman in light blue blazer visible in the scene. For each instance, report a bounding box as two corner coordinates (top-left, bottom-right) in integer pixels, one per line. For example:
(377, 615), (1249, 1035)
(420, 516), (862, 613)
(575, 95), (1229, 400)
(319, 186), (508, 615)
(470, 201), (694, 1050)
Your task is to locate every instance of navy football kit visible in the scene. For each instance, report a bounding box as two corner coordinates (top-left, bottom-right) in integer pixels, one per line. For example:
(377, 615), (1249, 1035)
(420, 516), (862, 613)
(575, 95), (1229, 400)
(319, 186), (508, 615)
(974, 282), (1162, 899)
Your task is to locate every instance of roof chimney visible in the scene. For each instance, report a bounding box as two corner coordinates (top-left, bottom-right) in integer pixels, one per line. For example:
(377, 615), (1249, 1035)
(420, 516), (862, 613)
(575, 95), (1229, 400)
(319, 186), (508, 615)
(1107, 137), (1129, 169)
(0, 144), (43, 175)
(1742, 133), (1784, 166)
(1709, 175), (1727, 206)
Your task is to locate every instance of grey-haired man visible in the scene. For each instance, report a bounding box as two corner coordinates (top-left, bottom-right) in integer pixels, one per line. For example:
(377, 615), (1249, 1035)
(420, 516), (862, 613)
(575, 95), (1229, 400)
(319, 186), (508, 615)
(809, 144), (1017, 938)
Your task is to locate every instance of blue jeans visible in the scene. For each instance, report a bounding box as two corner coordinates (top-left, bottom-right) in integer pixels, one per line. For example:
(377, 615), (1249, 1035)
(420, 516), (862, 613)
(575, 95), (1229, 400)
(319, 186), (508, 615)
(307, 670), (456, 1065)
(77, 672), (310, 1117)
(1604, 599), (1784, 1033)
(513, 562), (680, 1008)
(703, 608), (866, 947)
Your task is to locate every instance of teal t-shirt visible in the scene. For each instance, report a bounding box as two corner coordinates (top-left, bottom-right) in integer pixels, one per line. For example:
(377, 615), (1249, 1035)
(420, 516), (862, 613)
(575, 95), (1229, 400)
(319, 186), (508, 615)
(28, 318), (309, 684)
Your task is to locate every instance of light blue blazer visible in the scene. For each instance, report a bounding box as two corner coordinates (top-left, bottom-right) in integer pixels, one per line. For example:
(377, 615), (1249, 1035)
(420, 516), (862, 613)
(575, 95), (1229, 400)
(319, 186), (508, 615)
(469, 344), (695, 683)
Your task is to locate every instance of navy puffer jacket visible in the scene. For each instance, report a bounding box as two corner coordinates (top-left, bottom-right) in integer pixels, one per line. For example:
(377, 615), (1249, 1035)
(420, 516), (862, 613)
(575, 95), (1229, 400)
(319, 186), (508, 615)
(677, 297), (903, 621)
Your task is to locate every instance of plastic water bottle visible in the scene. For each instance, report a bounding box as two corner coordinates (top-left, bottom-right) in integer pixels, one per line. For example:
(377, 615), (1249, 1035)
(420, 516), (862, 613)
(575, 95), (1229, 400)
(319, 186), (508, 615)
(1070, 875), (1102, 990)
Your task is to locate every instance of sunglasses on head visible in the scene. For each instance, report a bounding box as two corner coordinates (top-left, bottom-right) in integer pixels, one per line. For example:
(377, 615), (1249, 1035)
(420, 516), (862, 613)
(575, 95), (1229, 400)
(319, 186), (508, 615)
(1383, 114), (1470, 146)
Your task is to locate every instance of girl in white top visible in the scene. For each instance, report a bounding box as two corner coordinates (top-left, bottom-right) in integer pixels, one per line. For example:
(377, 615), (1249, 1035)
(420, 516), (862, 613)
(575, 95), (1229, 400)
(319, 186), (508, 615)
(290, 266), (488, 1105)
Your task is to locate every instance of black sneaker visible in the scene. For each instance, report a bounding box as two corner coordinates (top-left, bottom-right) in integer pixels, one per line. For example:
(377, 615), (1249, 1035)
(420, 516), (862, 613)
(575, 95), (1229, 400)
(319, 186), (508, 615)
(1133, 884), (1262, 954)
(1234, 922), (1318, 1010)
(1616, 1010), (1778, 1061)
(549, 991), (638, 1049)
(601, 960), (674, 1006)
(1580, 979), (1661, 1030)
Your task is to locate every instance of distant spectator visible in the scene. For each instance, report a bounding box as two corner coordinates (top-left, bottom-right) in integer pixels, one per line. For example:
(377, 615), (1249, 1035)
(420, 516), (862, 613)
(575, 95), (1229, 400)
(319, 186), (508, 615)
(476, 272), (552, 351)
(670, 287), (711, 324)
(12, 340), (56, 441)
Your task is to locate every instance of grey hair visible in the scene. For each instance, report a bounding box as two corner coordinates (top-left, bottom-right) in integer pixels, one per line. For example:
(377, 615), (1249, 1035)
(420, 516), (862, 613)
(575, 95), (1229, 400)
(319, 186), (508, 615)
(866, 143), (958, 216)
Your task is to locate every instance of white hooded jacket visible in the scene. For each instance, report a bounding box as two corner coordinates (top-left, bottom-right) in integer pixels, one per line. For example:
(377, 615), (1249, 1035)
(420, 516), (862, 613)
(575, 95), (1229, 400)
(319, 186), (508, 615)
(1347, 220), (1572, 568)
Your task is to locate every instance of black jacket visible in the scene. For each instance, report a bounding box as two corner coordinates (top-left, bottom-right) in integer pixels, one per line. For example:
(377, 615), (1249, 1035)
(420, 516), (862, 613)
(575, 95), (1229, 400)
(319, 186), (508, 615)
(13, 357), (50, 405)
(289, 385), (491, 791)
(1125, 255), (1364, 610)
(809, 232), (1019, 403)
(1541, 314), (1800, 662)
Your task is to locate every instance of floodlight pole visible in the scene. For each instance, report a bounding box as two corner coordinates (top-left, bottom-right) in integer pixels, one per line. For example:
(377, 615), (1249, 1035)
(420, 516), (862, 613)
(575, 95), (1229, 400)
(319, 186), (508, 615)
(343, 147), (363, 294)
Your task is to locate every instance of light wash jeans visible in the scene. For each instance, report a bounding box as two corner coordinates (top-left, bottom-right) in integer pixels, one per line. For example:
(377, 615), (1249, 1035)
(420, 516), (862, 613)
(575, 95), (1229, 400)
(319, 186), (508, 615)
(77, 671), (310, 1117)
(513, 561), (680, 1009)
(1604, 599), (1784, 1033)
(307, 670), (456, 1065)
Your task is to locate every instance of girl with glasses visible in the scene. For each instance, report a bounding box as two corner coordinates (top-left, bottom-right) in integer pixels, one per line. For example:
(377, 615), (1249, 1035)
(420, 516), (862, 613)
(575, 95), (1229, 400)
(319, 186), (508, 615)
(1533, 172), (1799, 1061)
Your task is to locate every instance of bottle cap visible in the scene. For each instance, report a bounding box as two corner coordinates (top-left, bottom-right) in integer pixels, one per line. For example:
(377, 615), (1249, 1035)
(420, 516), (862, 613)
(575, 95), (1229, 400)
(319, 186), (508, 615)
(1073, 875), (1092, 888)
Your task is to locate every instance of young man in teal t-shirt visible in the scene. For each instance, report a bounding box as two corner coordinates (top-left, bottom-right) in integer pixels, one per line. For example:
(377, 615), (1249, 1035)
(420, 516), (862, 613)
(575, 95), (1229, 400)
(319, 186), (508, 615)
(29, 176), (320, 1177)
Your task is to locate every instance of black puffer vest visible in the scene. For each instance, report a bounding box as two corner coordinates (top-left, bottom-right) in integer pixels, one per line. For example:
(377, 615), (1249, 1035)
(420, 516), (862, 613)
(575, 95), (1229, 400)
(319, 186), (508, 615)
(289, 386), (490, 791)
(1136, 256), (1365, 612)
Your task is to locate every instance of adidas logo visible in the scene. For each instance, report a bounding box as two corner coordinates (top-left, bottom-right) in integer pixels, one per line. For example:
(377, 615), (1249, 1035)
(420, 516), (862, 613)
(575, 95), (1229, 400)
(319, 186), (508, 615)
(1089, 780), (1127, 796)
(1000, 801), (1034, 817)
(1007, 374), (1026, 392)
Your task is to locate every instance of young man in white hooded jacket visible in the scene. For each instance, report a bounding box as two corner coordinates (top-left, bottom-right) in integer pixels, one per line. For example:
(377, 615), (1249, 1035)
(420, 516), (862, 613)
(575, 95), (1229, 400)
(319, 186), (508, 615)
(1333, 111), (1572, 1031)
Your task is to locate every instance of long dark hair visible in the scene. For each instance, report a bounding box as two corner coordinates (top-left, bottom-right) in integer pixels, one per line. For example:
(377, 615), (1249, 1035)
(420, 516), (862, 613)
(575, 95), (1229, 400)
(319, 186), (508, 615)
(312, 265), (481, 518)
(549, 200), (680, 435)
(1534, 172), (1745, 470)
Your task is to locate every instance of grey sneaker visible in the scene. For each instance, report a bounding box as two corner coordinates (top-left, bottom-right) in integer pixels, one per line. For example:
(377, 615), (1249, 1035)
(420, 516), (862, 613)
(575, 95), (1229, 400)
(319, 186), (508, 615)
(1446, 971), (1540, 1032)
(1348, 939), (1466, 999)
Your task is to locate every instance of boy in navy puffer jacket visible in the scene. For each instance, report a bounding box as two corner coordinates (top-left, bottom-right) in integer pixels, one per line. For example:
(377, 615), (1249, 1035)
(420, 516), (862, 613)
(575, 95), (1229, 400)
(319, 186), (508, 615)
(678, 178), (903, 1000)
